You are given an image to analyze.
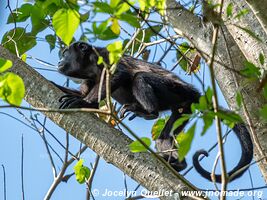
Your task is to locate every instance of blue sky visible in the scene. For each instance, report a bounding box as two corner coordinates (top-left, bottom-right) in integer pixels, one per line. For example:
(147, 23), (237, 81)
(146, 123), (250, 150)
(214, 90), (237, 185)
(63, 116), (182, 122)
(0, 1), (266, 200)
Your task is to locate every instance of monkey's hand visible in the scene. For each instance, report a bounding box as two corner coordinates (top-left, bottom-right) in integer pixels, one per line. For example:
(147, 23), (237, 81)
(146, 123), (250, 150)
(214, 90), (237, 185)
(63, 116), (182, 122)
(59, 94), (98, 109)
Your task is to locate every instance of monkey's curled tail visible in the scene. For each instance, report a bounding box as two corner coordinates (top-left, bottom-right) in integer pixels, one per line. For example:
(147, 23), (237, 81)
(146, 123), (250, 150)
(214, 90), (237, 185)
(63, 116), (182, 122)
(193, 123), (253, 183)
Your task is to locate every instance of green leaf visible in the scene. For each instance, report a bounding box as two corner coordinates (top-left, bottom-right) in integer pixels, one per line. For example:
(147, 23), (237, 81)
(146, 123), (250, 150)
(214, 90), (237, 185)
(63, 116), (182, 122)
(217, 110), (242, 123)
(115, 3), (130, 16)
(31, 19), (49, 35)
(151, 117), (168, 140)
(93, 2), (114, 14)
(176, 123), (196, 161)
(97, 27), (119, 40)
(240, 61), (261, 79)
(172, 115), (191, 133)
(138, 0), (146, 11)
(2, 28), (37, 55)
(80, 12), (90, 22)
(120, 13), (140, 28)
(30, 4), (47, 35)
(156, 0), (166, 15)
(234, 8), (249, 19)
(45, 34), (56, 52)
(259, 104), (267, 120)
(206, 87), (213, 104)
(259, 53), (265, 65)
(73, 159), (90, 184)
(201, 113), (213, 135)
(110, 18), (120, 35)
(0, 72), (25, 106)
(176, 50), (188, 71)
(7, 4), (33, 24)
(97, 56), (104, 65)
(128, 137), (151, 153)
(52, 8), (80, 45)
(198, 96), (209, 110)
(0, 58), (13, 73)
(226, 3), (233, 18)
(176, 42), (195, 72)
(110, 0), (121, 8)
(236, 91), (243, 108)
(20, 54), (27, 62)
(92, 21), (108, 35)
(107, 41), (123, 64)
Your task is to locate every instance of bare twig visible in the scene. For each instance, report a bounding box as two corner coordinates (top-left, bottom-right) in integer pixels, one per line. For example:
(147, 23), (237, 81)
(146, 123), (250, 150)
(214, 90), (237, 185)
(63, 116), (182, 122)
(1, 164), (7, 200)
(44, 144), (88, 200)
(86, 155), (100, 200)
(0, 105), (111, 115)
(123, 174), (128, 198)
(211, 152), (220, 191)
(207, 0), (228, 198)
(40, 117), (58, 177)
(44, 132), (70, 200)
(21, 134), (25, 200)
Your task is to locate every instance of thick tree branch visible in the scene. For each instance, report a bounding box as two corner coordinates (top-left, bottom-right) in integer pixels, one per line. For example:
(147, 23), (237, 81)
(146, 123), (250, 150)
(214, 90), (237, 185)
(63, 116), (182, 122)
(245, 0), (267, 36)
(0, 45), (200, 200)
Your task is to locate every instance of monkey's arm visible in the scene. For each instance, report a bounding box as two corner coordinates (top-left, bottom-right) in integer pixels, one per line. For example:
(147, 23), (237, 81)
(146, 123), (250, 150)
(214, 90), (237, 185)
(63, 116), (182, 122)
(59, 71), (125, 109)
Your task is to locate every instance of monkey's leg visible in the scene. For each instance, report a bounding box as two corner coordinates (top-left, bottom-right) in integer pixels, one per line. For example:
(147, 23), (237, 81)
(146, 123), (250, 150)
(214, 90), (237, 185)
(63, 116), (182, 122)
(155, 110), (189, 172)
(131, 73), (159, 119)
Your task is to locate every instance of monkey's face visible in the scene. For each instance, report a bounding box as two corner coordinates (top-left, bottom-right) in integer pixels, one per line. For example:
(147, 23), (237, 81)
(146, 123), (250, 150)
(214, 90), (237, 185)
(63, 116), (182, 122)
(58, 42), (100, 80)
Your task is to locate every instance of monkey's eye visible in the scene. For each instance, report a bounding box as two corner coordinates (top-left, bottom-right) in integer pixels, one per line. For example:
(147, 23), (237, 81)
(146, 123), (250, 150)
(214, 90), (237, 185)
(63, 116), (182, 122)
(78, 43), (88, 52)
(60, 49), (68, 59)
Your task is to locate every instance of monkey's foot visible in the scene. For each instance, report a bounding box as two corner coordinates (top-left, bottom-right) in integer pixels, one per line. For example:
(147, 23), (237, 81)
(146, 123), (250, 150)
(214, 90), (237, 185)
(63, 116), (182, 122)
(120, 104), (158, 120)
(119, 104), (136, 120)
(156, 138), (187, 172)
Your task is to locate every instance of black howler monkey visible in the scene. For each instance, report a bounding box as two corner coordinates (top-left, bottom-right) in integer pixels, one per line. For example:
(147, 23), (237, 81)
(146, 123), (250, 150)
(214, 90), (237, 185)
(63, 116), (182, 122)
(55, 41), (253, 183)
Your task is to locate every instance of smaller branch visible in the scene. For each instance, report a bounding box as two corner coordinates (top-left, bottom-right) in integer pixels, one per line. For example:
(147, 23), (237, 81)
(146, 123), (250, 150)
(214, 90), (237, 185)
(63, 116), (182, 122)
(44, 132), (70, 200)
(86, 155), (100, 200)
(1, 164), (7, 200)
(123, 174), (128, 198)
(211, 152), (220, 191)
(40, 117), (58, 177)
(21, 134), (25, 200)
(207, 0), (228, 198)
(248, 169), (255, 200)
(136, 35), (181, 58)
(0, 105), (111, 115)
(87, 155), (100, 191)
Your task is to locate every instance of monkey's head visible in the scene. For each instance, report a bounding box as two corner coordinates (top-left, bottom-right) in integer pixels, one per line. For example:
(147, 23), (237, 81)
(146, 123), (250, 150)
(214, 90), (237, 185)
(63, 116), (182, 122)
(58, 42), (101, 80)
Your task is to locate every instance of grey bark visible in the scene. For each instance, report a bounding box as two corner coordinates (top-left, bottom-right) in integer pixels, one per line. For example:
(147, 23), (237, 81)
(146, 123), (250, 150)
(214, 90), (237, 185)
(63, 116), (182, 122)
(165, 0), (267, 183)
(0, 45), (201, 200)
(245, 0), (267, 36)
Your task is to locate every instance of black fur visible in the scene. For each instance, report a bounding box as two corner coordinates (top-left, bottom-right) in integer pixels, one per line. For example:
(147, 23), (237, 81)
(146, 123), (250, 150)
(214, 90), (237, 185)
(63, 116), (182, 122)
(55, 41), (253, 182)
